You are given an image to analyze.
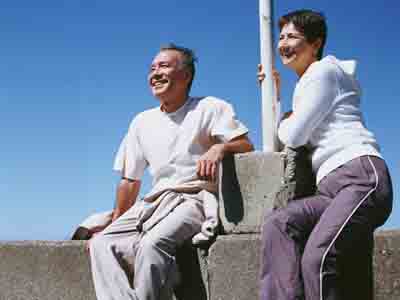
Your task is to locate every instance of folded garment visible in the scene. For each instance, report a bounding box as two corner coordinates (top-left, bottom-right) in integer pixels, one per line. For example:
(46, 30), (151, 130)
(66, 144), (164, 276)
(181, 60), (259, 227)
(71, 181), (219, 245)
(71, 210), (113, 240)
(192, 219), (218, 245)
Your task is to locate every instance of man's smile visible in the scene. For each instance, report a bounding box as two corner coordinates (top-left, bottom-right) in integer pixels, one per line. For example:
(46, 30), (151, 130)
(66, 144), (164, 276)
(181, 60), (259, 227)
(151, 78), (168, 87)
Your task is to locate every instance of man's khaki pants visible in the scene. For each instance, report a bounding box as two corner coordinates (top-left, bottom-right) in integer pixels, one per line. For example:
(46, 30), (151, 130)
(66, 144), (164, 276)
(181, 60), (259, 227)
(89, 193), (205, 300)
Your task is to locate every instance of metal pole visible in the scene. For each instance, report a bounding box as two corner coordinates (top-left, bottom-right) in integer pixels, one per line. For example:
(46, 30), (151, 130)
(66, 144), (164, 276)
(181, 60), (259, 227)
(259, 0), (279, 152)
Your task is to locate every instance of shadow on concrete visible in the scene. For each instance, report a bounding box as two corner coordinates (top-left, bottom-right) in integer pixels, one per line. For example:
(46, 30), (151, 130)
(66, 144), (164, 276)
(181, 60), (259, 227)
(219, 154), (244, 225)
(174, 241), (208, 300)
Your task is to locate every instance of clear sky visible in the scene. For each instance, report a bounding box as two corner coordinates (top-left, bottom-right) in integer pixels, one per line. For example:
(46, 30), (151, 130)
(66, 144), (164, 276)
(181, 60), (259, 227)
(1, 1), (398, 240)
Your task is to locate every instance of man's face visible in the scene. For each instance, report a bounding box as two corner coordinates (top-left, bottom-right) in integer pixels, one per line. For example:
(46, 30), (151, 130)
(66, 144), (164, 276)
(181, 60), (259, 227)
(148, 50), (190, 101)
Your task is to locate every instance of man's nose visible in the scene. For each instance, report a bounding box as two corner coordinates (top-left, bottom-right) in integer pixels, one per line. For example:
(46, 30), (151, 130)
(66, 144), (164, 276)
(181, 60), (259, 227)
(152, 72), (162, 79)
(150, 65), (162, 76)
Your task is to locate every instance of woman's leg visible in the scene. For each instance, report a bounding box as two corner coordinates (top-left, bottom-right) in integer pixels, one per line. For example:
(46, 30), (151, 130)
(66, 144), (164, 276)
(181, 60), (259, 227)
(301, 156), (392, 300)
(260, 194), (331, 300)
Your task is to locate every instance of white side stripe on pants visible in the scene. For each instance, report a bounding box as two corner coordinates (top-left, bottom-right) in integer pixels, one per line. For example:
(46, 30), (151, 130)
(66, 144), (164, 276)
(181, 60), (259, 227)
(319, 156), (378, 300)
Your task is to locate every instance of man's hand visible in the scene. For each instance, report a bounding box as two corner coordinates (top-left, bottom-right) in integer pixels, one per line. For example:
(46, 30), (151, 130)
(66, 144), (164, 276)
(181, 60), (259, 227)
(197, 144), (226, 182)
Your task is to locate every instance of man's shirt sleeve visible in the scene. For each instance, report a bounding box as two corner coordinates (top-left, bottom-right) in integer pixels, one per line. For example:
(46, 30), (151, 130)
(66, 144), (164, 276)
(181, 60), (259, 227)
(210, 99), (249, 143)
(113, 117), (147, 180)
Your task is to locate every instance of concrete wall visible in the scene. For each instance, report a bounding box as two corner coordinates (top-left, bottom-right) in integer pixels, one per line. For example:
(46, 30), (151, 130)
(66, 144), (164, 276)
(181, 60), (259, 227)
(1, 152), (397, 300)
(1, 230), (399, 300)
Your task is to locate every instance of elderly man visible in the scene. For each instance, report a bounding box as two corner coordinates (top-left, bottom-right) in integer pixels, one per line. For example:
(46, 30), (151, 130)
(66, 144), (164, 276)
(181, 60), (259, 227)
(88, 43), (253, 300)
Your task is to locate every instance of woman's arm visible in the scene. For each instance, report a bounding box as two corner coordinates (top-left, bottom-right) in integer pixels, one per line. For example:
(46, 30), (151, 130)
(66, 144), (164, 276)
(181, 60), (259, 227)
(278, 64), (339, 147)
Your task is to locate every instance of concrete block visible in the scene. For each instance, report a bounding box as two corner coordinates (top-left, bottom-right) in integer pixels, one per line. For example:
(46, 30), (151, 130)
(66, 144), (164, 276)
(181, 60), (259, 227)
(207, 235), (260, 300)
(373, 230), (400, 300)
(1, 231), (400, 300)
(206, 230), (400, 300)
(0, 241), (95, 300)
(219, 151), (284, 233)
(274, 146), (316, 209)
(0, 241), (207, 300)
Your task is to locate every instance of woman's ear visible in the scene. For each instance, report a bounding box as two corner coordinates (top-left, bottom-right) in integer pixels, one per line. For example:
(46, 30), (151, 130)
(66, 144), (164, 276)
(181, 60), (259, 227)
(312, 38), (323, 57)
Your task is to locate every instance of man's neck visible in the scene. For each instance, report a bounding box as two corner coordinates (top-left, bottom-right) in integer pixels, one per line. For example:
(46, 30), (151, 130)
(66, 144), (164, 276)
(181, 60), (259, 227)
(159, 94), (189, 113)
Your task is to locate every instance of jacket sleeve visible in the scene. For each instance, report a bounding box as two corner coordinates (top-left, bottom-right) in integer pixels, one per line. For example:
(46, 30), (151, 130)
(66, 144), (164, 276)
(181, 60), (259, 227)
(278, 64), (339, 147)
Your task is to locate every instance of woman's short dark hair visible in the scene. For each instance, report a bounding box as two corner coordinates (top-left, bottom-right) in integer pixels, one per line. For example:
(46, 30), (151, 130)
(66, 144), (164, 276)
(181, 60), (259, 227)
(160, 43), (197, 92)
(279, 10), (327, 60)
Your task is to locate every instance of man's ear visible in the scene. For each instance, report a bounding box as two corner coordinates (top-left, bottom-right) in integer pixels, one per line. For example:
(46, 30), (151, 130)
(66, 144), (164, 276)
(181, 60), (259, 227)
(183, 69), (192, 84)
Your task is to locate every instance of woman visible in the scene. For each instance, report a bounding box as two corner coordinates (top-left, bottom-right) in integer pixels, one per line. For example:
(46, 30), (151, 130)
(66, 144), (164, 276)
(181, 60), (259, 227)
(259, 10), (392, 300)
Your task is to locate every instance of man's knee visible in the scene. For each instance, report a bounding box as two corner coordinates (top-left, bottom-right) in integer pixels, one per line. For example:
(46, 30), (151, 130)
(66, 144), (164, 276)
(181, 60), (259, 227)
(90, 234), (113, 255)
(137, 233), (174, 257)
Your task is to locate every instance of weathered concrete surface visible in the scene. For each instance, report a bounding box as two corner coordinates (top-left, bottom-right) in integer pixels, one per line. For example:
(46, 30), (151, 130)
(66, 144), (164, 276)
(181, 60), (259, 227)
(1, 230), (399, 300)
(219, 151), (284, 233)
(0, 241), (95, 300)
(207, 235), (260, 300)
(0, 241), (207, 300)
(274, 146), (316, 209)
(207, 230), (400, 300)
(374, 230), (400, 300)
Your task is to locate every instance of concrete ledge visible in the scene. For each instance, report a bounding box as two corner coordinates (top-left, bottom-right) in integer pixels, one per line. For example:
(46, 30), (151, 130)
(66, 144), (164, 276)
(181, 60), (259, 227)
(207, 234), (260, 300)
(1, 230), (400, 300)
(219, 151), (284, 233)
(0, 241), (95, 300)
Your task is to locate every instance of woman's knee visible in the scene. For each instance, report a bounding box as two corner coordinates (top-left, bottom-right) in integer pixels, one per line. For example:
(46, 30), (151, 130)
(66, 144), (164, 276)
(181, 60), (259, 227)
(301, 245), (323, 275)
(261, 211), (290, 244)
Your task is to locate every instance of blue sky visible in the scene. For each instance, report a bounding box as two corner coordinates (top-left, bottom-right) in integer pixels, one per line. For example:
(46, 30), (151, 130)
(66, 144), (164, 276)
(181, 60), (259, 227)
(0, 1), (398, 240)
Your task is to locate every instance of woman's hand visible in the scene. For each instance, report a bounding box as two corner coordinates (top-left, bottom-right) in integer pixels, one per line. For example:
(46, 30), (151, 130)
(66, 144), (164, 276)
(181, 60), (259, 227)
(257, 64), (266, 84)
(281, 110), (293, 121)
(257, 64), (281, 101)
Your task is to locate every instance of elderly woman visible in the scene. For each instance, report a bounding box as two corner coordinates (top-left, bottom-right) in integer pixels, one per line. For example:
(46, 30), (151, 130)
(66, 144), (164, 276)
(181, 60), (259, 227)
(259, 10), (392, 300)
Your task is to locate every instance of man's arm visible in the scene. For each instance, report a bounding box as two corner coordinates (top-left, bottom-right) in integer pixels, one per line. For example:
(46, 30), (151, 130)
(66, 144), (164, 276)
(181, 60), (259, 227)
(112, 178), (141, 222)
(197, 134), (254, 182)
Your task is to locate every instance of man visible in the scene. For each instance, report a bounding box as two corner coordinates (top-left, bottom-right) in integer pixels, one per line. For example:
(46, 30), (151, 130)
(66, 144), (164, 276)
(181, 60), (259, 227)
(88, 43), (253, 300)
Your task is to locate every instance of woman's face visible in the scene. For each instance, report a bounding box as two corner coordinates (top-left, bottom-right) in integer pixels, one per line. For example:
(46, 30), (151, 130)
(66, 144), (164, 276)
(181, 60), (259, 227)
(277, 22), (320, 76)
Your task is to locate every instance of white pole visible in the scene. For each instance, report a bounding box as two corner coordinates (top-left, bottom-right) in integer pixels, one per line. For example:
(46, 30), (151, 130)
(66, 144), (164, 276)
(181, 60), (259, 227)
(259, 0), (279, 152)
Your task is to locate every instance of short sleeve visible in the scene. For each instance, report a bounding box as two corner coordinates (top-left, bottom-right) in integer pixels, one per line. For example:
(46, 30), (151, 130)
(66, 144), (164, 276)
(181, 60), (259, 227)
(113, 118), (147, 180)
(113, 134), (128, 172)
(210, 100), (248, 143)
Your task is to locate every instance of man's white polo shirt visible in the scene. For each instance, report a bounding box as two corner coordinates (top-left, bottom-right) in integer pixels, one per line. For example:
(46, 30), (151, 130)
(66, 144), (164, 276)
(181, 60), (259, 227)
(113, 96), (248, 198)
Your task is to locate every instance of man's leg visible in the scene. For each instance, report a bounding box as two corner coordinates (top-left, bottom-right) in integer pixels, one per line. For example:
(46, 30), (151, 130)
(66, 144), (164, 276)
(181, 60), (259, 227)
(260, 194), (331, 300)
(301, 156), (393, 300)
(89, 204), (143, 300)
(134, 197), (204, 300)
(90, 230), (141, 300)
